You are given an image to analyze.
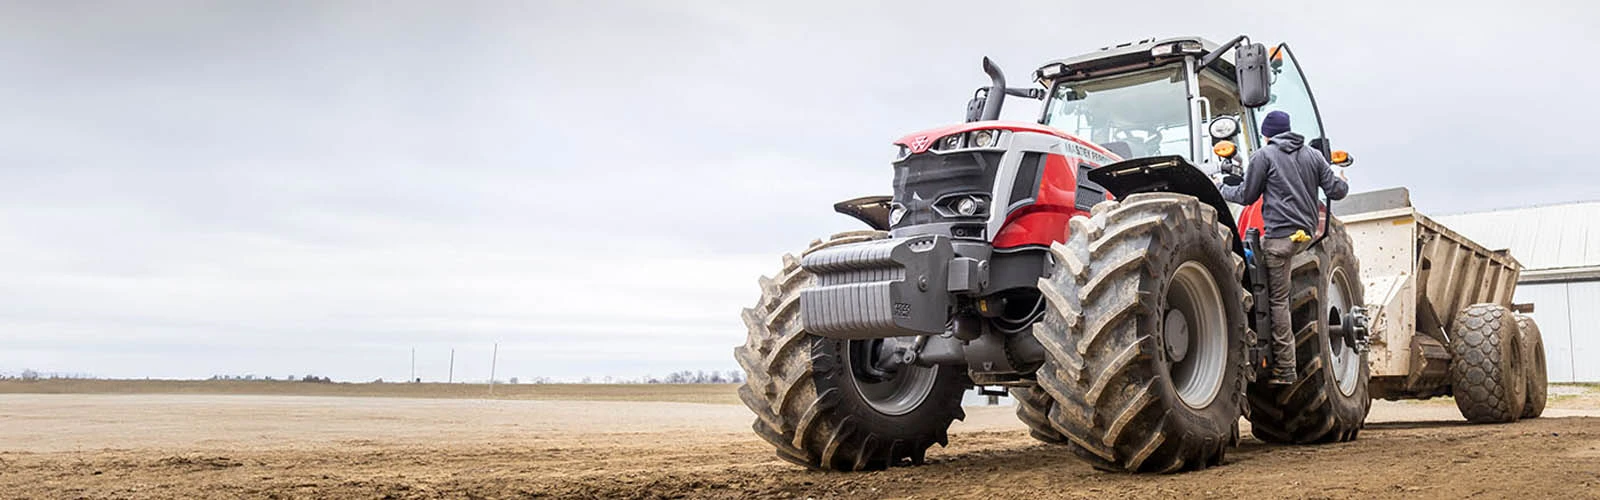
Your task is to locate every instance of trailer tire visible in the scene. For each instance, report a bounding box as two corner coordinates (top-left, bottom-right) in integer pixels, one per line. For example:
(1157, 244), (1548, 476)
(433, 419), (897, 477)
(1515, 314), (1547, 419)
(1448, 303), (1525, 423)
(1028, 193), (1249, 473)
(1246, 219), (1371, 444)
(734, 231), (970, 471)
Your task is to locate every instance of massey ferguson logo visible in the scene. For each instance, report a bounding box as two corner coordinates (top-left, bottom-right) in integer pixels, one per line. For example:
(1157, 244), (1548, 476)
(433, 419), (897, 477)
(910, 135), (930, 151)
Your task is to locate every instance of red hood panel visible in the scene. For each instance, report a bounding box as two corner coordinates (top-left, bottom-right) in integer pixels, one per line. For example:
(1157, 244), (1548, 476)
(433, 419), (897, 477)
(894, 120), (1120, 159)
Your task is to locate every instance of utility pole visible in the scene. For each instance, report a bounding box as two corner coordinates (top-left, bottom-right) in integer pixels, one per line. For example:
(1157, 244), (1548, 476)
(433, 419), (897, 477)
(448, 348), (455, 384)
(410, 348), (416, 383)
(489, 343), (499, 396)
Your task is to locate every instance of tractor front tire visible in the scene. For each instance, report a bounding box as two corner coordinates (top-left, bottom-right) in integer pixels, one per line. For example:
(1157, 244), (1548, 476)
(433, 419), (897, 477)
(1012, 386), (1067, 444)
(1027, 193), (1249, 473)
(1449, 303), (1526, 423)
(1246, 219), (1371, 444)
(735, 231), (970, 471)
(1515, 314), (1548, 419)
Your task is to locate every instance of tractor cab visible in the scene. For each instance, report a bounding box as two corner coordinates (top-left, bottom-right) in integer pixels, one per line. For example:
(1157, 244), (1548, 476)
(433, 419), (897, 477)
(1025, 37), (1347, 239)
(1029, 36), (1334, 172)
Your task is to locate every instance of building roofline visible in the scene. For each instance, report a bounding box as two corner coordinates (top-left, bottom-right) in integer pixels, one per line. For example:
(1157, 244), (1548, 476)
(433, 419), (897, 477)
(1435, 198), (1600, 218)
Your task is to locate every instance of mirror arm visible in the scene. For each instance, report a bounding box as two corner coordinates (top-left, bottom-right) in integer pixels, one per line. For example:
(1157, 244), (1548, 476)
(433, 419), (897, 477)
(1002, 87), (1045, 100)
(1198, 34), (1250, 71)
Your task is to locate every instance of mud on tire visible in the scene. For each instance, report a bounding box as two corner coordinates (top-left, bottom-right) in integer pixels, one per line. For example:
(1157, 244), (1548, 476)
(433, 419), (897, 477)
(1024, 193), (1250, 473)
(734, 231), (970, 471)
(1515, 314), (1547, 419)
(1246, 219), (1371, 444)
(1012, 386), (1066, 444)
(1449, 303), (1525, 423)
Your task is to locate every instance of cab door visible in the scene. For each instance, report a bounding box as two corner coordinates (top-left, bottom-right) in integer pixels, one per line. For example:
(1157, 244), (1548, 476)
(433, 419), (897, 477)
(1259, 43), (1329, 159)
(1236, 43), (1334, 239)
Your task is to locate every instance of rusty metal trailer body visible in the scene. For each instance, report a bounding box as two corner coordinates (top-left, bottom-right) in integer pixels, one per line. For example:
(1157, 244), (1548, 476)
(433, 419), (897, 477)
(1335, 187), (1524, 400)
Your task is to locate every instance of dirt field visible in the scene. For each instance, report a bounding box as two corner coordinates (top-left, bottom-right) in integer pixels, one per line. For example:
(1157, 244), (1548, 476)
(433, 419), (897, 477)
(0, 379), (743, 405)
(1, 383), (1598, 499)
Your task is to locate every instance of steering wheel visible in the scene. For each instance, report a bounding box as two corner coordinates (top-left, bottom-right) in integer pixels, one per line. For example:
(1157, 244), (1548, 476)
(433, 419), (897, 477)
(1114, 129), (1165, 156)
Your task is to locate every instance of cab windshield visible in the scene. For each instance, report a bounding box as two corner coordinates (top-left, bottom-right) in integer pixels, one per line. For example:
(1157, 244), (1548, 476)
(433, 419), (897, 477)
(1042, 66), (1191, 160)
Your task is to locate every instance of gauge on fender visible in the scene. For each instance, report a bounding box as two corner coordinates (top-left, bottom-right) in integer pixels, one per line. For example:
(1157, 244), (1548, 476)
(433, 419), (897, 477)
(1208, 116), (1240, 139)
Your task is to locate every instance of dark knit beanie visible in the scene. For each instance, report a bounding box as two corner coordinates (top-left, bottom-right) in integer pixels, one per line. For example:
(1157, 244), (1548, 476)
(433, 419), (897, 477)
(1261, 111), (1291, 138)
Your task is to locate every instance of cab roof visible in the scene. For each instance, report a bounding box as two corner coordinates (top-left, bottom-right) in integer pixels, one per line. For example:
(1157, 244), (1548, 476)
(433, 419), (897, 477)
(1034, 36), (1236, 84)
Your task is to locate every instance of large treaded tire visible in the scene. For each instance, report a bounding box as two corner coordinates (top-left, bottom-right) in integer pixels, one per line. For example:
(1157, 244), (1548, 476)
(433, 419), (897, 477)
(734, 231), (969, 471)
(1246, 219), (1371, 444)
(1515, 314), (1547, 419)
(1449, 303), (1525, 423)
(1012, 386), (1067, 444)
(1026, 193), (1250, 473)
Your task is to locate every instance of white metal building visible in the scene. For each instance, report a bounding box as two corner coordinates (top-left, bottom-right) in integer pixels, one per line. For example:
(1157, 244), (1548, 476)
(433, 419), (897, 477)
(1436, 201), (1600, 382)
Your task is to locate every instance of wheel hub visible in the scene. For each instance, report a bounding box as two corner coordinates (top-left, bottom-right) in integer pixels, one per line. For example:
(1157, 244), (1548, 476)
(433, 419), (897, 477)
(1164, 308), (1190, 362)
(847, 338), (939, 416)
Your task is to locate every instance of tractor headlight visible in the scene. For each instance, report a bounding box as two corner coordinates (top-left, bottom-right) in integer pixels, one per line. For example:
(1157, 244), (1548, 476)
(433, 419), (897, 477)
(1036, 63), (1067, 81)
(1208, 116), (1240, 139)
(968, 129), (999, 148)
(933, 194), (988, 218)
(941, 135), (964, 150)
(955, 197), (980, 216)
(889, 203), (907, 226)
(1150, 40), (1204, 58)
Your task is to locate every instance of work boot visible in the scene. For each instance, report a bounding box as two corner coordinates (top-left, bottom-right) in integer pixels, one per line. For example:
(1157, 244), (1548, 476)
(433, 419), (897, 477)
(1267, 368), (1298, 386)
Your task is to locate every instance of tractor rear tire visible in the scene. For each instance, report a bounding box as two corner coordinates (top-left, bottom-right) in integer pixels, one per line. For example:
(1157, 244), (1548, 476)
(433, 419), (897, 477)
(734, 231), (970, 471)
(1027, 193), (1249, 473)
(1246, 219), (1371, 444)
(1448, 303), (1526, 423)
(1515, 314), (1547, 419)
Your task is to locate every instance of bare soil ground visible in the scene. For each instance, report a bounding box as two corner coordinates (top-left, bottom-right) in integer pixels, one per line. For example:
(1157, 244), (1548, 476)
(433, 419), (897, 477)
(0, 379), (742, 405)
(1, 383), (1598, 499)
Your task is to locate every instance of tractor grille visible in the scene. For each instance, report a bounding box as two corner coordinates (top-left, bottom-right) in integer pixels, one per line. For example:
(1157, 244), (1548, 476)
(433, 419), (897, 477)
(891, 151), (1002, 228)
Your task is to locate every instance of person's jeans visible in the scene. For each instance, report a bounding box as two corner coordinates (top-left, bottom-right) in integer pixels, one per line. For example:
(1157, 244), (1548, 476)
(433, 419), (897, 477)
(1262, 236), (1310, 377)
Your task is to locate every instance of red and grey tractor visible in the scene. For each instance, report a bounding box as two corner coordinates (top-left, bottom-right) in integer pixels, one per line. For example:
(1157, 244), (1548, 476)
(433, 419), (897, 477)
(735, 35), (1370, 473)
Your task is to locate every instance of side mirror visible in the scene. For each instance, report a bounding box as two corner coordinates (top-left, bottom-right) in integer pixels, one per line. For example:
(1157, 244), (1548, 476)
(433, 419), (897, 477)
(1332, 150), (1354, 167)
(1235, 43), (1270, 108)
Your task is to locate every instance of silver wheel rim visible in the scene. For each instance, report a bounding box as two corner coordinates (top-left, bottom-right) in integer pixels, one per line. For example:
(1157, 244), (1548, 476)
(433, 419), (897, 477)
(1327, 267), (1360, 396)
(847, 339), (938, 416)
(1167, 261), (1228, 409)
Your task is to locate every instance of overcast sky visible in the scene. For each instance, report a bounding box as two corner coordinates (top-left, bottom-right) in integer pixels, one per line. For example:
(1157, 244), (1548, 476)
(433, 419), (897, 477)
(2, 1), (1595, 381)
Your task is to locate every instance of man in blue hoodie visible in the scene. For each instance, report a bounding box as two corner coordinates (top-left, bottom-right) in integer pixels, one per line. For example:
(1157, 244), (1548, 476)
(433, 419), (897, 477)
(1219, 110), (1349, 385)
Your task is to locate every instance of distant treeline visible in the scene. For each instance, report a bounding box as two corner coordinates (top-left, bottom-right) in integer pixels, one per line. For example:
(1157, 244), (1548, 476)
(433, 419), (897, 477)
(0, 369), (94, 380)
(560, 370), (746, 385)
(209, 374), (334, 383)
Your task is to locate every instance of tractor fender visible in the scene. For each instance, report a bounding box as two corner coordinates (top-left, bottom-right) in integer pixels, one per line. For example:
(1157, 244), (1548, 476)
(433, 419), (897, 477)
(833, 195), (894, 231)
(1086, 155), (1244, 256)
